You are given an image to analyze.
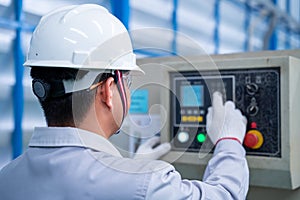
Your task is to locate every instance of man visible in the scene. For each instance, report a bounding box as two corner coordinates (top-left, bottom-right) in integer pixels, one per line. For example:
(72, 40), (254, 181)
(0, 4), (249, 199)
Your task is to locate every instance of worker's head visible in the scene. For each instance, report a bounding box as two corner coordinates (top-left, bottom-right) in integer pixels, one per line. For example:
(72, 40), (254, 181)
(24, 4), (144, 137)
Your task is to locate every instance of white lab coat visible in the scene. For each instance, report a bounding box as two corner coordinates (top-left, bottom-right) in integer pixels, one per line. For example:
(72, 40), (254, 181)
(0, 127), (249, 199)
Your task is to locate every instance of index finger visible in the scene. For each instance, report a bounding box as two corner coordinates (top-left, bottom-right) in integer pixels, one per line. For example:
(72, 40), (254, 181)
(212, 92), (223, 111)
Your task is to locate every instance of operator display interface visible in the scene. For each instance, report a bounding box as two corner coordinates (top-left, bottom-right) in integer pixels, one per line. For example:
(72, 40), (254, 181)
(170, 68), (281, 157)
(181, 85), (204, 107)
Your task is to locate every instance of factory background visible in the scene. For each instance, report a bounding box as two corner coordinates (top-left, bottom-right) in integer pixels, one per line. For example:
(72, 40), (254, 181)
(0, 0), (300, 197)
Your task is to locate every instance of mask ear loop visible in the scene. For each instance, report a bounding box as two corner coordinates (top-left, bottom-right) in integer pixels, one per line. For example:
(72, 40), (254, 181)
(113, 70), (128, 134)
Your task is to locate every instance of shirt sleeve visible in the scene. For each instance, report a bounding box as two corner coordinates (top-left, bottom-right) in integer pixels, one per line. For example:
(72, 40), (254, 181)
(145, 140), (249, 200)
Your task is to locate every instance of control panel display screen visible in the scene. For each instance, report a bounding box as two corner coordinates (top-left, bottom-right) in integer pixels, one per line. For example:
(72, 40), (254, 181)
(181, 85), (204, 107)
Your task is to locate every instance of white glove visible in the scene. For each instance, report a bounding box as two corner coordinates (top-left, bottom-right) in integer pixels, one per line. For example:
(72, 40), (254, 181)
(206, 92), (247, 145)
(134, 136), (171, 160)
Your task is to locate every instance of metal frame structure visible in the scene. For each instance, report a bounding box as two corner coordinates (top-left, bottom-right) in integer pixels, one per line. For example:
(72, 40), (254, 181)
(228, 0), (300, 49)
(0, 0), (34, 158)
(12, 0), (24, 159)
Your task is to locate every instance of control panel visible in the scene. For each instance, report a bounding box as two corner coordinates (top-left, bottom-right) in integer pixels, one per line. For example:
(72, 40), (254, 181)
(170, 68), (280, 157)
(135, 51), (300, 189)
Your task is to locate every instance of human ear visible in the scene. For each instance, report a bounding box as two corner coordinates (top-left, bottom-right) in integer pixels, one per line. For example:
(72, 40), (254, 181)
(98, 77), (114, 109)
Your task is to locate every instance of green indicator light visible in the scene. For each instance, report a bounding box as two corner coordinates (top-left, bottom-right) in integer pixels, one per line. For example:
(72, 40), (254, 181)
(197, 133), (206, 143)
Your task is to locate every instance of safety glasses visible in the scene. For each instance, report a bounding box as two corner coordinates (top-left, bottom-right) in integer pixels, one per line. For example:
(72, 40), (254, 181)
(122, 72), (132, 89)
(88, 71), (132, 91)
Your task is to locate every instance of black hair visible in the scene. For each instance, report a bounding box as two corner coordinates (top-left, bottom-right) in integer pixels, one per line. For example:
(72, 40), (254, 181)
(30, 67), (99, 127)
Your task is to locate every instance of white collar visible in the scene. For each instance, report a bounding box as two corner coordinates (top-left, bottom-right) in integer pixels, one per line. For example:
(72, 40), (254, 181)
(29, 127), (122, 158)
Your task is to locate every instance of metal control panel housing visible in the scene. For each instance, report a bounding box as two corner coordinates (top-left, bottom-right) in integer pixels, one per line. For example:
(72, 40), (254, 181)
(134, 50), (300, 189)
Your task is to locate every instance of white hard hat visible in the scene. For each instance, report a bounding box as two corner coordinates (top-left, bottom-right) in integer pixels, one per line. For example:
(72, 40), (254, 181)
(24, 4), (144, 92)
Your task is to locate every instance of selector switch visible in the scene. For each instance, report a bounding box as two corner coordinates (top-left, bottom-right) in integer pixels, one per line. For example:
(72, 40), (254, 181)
(247, 97), (259, 116)
(244, 129), (264, 149)
(247, 105), (259, 116)
(246, 83), (259, 95)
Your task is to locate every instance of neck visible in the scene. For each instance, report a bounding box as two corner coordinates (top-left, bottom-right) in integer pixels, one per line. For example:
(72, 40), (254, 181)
(78, 105), (118, 139)
(78, 117), (110, 139)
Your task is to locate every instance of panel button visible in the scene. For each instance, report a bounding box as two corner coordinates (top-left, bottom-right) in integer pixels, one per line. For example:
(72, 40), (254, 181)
(182, 116), (188, 122)
(177, 131), (189, 143)
(181, 116), (203, 122)
(244, 130), (264, 149)
(197, 133), (206, 143)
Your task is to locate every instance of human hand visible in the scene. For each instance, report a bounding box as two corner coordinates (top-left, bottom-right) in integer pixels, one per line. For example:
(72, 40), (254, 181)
(206, 92), (247, 145)
(134, 136), (171, 160)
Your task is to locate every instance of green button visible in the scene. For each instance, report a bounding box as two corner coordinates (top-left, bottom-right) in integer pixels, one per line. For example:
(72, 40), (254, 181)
(197, 133), (206, 143)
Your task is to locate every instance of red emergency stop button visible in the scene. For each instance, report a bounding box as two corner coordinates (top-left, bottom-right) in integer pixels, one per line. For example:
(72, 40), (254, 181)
(244, 130), (264, 149)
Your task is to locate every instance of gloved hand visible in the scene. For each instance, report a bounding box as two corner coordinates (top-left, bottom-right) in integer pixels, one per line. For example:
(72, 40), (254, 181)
(134, 136), (171, 160)
(206, 92), (247, 145)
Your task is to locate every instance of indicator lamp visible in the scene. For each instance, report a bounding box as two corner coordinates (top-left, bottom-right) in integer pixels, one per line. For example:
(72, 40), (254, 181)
(197, 133), (206, 143)
(178, 131), (189, 143)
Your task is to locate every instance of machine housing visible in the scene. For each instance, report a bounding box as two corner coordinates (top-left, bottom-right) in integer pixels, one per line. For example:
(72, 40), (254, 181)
(133, 50), (300, 189)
